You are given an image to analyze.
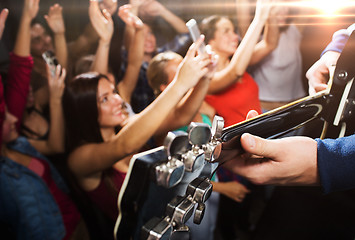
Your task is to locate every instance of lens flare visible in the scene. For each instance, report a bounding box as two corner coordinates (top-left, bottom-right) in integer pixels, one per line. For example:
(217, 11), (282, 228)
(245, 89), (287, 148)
(305, 0), (355, 17)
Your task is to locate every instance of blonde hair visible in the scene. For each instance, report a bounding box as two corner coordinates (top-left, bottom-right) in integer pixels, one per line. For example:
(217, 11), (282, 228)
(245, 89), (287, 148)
(147, 51), (183, 96)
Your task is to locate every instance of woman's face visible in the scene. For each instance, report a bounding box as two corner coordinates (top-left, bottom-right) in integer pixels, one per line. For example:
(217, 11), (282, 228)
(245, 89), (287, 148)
(2, 110), (18, 143)
(30, 23), (54, 57)
(143, 24), (157, 55)
(97, 78), (127, 128)
(159, 58), (182, 92)
(209, 18), (239, 57)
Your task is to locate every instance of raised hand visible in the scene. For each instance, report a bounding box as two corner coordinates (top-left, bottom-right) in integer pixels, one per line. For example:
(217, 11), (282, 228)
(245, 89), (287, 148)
(44, 4), (65, 34)
(89, 0), (114, 43)
(129, 0), (145, 14)
(118, 4), (143, 29)
(0, 8), (9, 39)
(174, 36), (213, 90)
(22, 0), (40, 21)
(98, 0), (118, 15)
(254, 0), (274, 22)
(306, 51), (339, 95)
(47, 64), (66, 101)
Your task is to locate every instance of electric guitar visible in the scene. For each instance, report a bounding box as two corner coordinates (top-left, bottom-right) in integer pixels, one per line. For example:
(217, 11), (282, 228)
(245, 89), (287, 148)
(114, 32), (355, 240)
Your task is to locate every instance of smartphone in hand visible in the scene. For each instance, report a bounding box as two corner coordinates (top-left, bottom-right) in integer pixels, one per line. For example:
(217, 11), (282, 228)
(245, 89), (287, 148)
(186, 19), (206, 55)
(42, 50), (59, 77)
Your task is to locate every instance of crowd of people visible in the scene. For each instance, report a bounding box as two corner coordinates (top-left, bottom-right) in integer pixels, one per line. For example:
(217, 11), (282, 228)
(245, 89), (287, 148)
(0, 0), (355, 239)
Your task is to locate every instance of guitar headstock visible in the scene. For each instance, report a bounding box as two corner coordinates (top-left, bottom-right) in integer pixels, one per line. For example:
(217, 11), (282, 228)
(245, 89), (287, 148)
(141, 121), (224, 239)
(115, 119), (224, 240)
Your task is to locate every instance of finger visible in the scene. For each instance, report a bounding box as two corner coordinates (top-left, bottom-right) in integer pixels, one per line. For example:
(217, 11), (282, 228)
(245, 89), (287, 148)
(240, 133), (277, 159)
(185, 35), (205, 58)
(246, 110), (259, 120)
(55, 64), (62, 78)
(314, 83), (328, 93)
(0, 9), (9, 23)
(60, 68), (67, 84)
(102, 8), (112, 20)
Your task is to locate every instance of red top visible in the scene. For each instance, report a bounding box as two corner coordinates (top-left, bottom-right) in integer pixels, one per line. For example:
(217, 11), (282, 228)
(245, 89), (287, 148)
(28, 157), (81, 240)
(87, 168), (127, 221)
(0, 53), (33, 146)
(205, 72), (261, 127)
(5, 53), (33, 132)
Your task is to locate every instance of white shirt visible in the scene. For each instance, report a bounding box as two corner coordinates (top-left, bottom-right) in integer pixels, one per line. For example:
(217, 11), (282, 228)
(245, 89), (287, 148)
(250, 24), (306, 102)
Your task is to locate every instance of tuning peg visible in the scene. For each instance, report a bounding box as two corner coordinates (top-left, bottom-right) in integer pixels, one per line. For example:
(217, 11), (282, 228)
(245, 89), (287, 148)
(165, 195), (185, 218)
(170, 225), (190, 240)
(211, 115), (224, 139)
(153, 131), (189, 188)
(154, 157), (185, 188)
(181, 123), (211, 172)
(165, 195), (195, 225)
(193, 202), (206, 225)
(186, 177), (212, 204)
(203, 116), (225, 162)
(163, 131), (190, 158)
(187, 122), (212, 146)
(141, 216), (172, 240)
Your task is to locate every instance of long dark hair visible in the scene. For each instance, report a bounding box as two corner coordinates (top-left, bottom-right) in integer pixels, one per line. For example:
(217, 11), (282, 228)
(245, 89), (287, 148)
(63, 72), (110, 152)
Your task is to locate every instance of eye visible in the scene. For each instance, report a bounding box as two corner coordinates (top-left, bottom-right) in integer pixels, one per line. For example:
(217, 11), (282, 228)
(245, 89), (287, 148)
(100, 96), (109, 103)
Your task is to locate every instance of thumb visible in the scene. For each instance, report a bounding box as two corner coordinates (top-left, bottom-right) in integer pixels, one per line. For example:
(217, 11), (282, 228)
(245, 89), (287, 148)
(240, 133), (277, 159)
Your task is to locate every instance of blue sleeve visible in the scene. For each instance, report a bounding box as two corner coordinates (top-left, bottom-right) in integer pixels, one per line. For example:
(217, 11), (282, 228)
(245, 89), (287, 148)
(321, 23), (355, 56)
(316, 134), (355, 193)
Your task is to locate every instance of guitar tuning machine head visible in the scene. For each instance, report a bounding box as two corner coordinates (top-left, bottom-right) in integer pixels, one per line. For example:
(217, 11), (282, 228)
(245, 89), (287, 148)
(186, 177), (213, 204)
(153, 131), (189, 188)
(203, 116), (224, 162)
(193, 202), (206, 225)
(180, 123), (211, 172)
(154, 157), (185, 188)
(211, 115), (224, 139)
(187, 122), (212, 147)
(141, 216), (172, 240)
(170, 225), (190, 240)
(163, 131), (190, 159)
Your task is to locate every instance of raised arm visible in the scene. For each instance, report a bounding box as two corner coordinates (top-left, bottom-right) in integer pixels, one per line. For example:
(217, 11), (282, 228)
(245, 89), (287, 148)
(0, 8), (9, 40)
(249, 4), (280, 65)
(156, 41), (217, 135)
(14, 0), (39, 57)
(29, 65), (66, 155)
(6, 0), (37, 131)
(235, 0), (253, 37)
(139, 0), (188, 34)
(68, 40), (210, 177)
(44, 4), (68, 69)
(117, 4), (144, 103)
(89, 0), (114, 75)
(208, 0), (273, 94)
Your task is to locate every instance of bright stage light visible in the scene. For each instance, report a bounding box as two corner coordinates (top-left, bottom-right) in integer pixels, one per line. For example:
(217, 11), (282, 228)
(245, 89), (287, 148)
(305, 0), (355, 17)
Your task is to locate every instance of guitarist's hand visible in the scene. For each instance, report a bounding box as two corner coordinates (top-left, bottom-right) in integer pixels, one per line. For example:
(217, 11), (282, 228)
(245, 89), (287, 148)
(306, 50), (340, 95)
(224, 110), (320, 186)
